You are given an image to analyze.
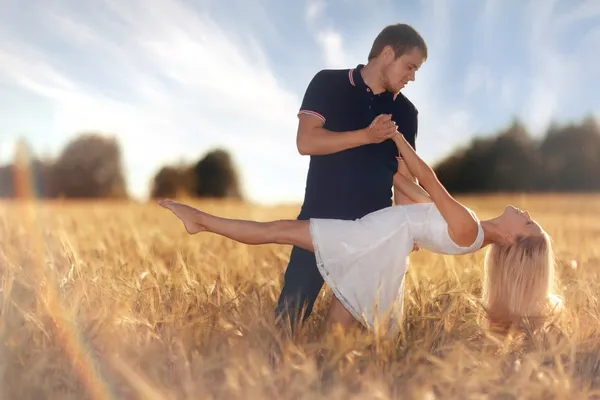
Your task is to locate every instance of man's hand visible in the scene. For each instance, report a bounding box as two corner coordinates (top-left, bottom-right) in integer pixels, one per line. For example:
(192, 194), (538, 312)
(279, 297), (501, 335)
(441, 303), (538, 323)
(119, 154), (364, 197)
(365, 114), (397, 144)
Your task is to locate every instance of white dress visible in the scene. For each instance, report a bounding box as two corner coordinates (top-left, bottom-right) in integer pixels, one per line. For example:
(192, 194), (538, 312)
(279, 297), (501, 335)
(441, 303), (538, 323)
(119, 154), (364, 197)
(308, 202), (485, 336)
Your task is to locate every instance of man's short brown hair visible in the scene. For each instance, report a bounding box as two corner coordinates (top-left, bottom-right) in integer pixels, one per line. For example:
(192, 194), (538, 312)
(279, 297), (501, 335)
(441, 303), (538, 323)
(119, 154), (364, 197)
(368, 24), (428, 61)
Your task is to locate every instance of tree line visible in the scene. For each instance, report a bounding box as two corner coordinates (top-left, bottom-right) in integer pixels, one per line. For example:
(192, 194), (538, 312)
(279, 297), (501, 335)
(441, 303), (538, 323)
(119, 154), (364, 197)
(1, 115), (598, 200)
(433, 115), (600, 193)
(0, 133), (243, 200)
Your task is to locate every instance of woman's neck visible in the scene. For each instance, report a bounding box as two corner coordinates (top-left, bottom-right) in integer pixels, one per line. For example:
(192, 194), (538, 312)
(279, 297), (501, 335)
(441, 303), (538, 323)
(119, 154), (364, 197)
(480, 219), (502, 247)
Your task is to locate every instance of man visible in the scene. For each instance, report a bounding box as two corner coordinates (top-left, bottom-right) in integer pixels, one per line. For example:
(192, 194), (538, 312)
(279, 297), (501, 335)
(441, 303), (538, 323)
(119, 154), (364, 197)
(275, 23), (428, 334)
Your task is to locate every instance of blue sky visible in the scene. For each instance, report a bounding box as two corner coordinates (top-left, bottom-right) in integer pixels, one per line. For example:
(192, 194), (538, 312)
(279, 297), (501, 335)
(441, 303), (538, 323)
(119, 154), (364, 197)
(1, 0), (599, 204)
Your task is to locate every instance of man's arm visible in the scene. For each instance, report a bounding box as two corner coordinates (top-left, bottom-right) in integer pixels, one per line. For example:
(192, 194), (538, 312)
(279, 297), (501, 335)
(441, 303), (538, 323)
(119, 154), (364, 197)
(297, 112), (397, 156)
(296, 114), (369, 155)
(296, 70), (396, 155)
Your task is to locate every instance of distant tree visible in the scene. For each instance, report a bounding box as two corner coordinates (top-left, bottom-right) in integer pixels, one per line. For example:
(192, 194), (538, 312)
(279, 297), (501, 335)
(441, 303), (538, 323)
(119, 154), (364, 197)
(150, 166), (181, 198)
(51, 133), (128, 198)
(0, 139), (53, 198)
(194, 149), (243, 199)
(150, 149), (243, 200)
(435, 137), (495, 193)
(0, 164), (13, 198)
(486, 119), (541, 191)
(539, 115), (600, 191)
(434, 116), (600, 193)
(150, 164), (196, 198)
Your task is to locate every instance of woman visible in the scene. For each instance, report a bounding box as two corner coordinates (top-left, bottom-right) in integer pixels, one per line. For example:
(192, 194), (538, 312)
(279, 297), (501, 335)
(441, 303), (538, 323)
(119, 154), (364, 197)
(158, 121), (561, 336)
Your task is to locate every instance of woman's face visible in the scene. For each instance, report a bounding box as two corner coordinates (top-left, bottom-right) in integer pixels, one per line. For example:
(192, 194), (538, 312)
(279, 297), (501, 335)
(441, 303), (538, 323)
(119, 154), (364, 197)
(497, 205), (543, 243)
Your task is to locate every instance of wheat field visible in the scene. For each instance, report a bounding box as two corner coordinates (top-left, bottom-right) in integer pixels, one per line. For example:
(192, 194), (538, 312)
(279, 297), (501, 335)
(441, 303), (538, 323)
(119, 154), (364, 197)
(1, 194), (600, 399)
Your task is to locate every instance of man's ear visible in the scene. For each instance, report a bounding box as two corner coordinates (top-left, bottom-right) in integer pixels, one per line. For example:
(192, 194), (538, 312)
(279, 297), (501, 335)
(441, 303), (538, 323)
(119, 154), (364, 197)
(382, 45), (395, 61)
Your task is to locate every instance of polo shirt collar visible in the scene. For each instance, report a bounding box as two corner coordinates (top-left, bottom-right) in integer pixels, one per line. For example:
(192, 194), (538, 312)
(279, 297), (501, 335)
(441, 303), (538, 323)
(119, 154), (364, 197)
(349, 64), (368, 90)
(349, 64), (394, 99)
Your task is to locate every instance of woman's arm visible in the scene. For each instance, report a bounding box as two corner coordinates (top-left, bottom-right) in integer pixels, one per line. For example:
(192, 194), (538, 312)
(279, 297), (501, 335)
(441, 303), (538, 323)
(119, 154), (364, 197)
(392, 131), (479, 247)
(393, 160), (432, 204)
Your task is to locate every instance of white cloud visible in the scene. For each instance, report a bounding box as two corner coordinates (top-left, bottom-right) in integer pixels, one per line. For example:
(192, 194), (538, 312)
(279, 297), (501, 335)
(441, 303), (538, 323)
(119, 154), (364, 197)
(0, 42), (77, 97)
(305, 0), (351, 69)
(399, 0), (478, 163)
(316, 29), (348, 68)
(456, 0), (598, 138)
(0, 0), (309, 204)
(523, 0), (587, 135)
(425, 0), (451, 51)
(465, 0), (499, 98)
(306, 0), (325, 24)
(480, 0), (500, 38)
(464, 64), (494, 97)
(556, 0), (600, 28)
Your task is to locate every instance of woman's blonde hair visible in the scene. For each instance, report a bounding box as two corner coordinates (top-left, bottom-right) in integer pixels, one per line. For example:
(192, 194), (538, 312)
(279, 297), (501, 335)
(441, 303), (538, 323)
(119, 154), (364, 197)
(481, 231), (561, 333)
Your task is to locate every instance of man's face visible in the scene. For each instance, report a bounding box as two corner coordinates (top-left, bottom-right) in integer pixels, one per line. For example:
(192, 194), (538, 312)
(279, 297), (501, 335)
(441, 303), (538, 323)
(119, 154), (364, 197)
(381, 46), (425, 93)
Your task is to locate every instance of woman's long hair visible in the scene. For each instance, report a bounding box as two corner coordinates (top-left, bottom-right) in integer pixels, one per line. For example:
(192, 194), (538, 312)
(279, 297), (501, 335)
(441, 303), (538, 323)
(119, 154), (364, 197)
(481, 231), (561, 332)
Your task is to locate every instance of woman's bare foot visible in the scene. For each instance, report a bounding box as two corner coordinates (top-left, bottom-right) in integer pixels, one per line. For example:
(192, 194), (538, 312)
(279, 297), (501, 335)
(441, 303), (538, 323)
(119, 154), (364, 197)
(158, 199), (207, 234)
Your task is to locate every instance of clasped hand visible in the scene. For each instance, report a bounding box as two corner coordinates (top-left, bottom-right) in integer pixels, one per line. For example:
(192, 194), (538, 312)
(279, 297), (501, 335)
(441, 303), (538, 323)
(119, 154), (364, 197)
(366, 114), (399, 143)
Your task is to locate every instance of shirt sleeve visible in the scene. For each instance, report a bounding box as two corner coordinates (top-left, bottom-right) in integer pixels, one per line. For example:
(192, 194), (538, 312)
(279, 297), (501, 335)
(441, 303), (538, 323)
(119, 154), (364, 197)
(297, 70), (331, 123)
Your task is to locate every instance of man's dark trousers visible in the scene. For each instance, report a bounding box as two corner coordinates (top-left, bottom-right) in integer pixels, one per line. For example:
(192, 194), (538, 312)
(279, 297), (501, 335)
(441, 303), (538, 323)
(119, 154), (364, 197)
(274, 244), (324, 332)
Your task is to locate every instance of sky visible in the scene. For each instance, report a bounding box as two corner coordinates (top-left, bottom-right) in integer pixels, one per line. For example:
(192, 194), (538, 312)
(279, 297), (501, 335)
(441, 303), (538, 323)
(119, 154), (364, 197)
(0, 0), (599, 205)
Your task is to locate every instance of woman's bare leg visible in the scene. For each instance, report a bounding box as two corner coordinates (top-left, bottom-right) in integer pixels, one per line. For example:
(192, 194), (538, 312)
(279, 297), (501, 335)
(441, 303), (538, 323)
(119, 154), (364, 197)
(158, 199), (314, 252)
(323, 296), (362, 333)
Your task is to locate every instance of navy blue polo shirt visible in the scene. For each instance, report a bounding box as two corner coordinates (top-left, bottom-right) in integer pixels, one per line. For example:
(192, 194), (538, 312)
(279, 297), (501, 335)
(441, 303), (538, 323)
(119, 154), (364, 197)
(296, 64), (419, 221)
